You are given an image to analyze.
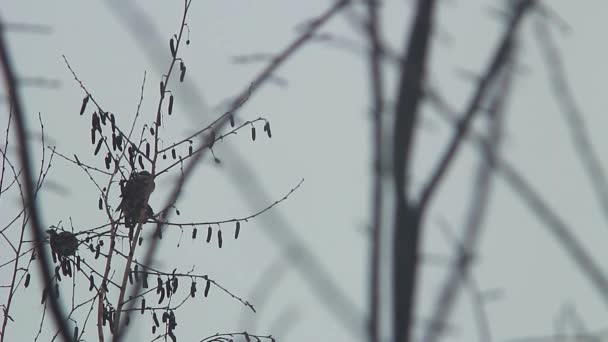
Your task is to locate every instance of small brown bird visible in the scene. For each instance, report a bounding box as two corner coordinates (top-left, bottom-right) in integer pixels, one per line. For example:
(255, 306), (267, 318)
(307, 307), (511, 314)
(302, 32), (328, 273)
(47, 229), (79, 257)
(116, 171), (156, 228)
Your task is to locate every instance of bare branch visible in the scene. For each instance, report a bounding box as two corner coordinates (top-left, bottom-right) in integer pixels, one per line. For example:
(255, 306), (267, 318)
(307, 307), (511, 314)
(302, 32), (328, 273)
(365, 0), (385, 340)
(417, 0), (535, 212)
(534, 19), (608, 228)
(422, 47), (515, 342)
(391, 1), (437, 341)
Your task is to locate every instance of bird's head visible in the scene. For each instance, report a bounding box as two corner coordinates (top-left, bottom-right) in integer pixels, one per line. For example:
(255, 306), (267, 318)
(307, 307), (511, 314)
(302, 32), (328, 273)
(136, 171), (155, 193)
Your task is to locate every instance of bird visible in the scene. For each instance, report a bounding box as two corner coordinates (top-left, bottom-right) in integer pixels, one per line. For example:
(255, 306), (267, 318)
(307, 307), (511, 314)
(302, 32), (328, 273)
(116, 171), (156, 228)
(47, 229), (79, 257)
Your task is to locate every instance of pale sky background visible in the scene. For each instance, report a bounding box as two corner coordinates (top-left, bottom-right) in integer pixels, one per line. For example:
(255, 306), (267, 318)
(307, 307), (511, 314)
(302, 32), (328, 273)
(2, 1), (608, 342)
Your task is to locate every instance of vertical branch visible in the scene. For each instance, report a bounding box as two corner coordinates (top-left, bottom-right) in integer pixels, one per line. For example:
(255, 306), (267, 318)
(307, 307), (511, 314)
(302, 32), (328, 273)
(113, 1), (190, 338)
(365, 0), (384, 341)
(0, 16), (73, 342)
(112, 140), (205, 342)
(151, 0), (191, 176)
(391, 1), (437, 341)
(0, 108), (17, 342)
(96, 221), (120, 341)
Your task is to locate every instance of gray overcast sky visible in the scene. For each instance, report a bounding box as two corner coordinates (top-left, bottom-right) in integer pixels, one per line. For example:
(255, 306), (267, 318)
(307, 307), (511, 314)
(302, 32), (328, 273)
(2, 1), (608, 341)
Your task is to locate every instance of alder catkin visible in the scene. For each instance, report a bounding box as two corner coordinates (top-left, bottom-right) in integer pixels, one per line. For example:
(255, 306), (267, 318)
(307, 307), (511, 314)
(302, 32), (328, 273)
(80, 95), (89, 115)
(94, 140), (103, 155)
(180, 66), (186, 82)
(190, 282), (196, 298)
(204, 279), (210, 297)
(110, 113), (116, 132)
(169, 38), (176, 57)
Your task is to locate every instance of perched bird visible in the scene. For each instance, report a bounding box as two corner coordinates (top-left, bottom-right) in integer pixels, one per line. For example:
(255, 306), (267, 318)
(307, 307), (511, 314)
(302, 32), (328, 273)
(47, 229), (79, 257)
(116, 171), (156, 228)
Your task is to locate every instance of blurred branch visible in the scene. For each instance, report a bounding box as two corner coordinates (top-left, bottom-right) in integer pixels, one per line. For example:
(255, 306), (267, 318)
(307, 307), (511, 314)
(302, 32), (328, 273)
(16, 76), (60, 89)
(497, 153), (608, 308)
(422, 46), (515, 342)
(0, 15), (73, 342)
(396, 5), (534, 339)
(428, 84), (608, 317)
(534, 19), (608, 229)
(417, 0), (535, 212)
(466, 276), (493, 342)
(553, 303), (591, 340)
(3, 22), (52, 34)
(391, 1), (437, 341)
(239, 258), (288, 331)
(365, 0), (384, 340)
(434, 219), (495, 342)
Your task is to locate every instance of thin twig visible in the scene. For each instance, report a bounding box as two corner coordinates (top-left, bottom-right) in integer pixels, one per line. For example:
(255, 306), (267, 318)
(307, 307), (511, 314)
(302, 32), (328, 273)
(0, 104), (12, 196)
(157, 178), (304, 227)
(1, 114), (54, 340)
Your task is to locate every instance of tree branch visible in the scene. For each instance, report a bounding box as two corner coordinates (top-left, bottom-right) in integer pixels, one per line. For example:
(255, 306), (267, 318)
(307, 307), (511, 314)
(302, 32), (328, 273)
(0, 15), (72, 342)
(392, 1), (437, 341)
